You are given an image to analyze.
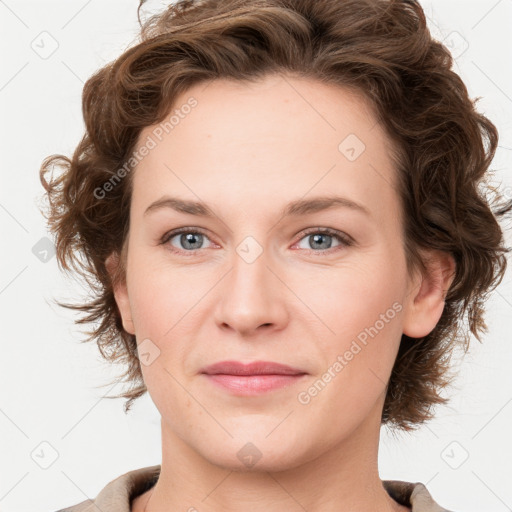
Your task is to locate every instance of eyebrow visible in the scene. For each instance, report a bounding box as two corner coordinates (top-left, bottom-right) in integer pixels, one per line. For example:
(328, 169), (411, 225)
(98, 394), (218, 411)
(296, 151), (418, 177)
(143, 195), (372, 219)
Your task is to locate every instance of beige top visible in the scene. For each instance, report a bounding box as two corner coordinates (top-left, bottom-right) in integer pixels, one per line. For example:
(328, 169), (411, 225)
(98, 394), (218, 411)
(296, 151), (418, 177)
(55, 465), (453, 512)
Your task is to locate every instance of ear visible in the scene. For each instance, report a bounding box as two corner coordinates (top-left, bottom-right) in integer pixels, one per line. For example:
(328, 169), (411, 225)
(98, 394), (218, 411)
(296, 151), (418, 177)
(402, 249), (456, 339)
(105, 252), (135, 335)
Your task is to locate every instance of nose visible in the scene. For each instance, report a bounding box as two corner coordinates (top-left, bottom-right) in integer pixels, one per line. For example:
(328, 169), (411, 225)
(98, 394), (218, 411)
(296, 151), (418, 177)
(214, 240), (288, 337)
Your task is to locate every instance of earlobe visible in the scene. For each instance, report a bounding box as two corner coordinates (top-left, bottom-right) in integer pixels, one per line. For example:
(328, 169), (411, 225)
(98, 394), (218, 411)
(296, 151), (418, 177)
(402, 250), (456, 339)
(105, 252), (136, 335)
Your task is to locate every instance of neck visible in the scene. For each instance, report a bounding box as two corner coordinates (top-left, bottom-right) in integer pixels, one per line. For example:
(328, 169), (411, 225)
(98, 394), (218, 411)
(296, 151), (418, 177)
(133, 404), (409, 512)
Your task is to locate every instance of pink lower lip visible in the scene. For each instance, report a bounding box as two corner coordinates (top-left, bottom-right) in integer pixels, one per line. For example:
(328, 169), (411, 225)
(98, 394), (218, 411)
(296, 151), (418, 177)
(204, 374), (306, 395)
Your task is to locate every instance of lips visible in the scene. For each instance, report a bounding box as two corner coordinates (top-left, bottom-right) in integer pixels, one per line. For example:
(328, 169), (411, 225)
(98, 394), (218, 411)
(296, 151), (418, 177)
(200, 360), (306, 376)
(200, 360), (307, 395)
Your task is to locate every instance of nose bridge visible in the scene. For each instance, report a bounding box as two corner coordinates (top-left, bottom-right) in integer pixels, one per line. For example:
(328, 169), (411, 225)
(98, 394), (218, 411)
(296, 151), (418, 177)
(232, 234), (269, 291)
(214, 233), (286, 333)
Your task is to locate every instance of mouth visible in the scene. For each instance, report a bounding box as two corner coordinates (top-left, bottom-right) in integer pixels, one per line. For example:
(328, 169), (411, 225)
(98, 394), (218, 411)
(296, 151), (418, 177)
(200, 360), (308, 395)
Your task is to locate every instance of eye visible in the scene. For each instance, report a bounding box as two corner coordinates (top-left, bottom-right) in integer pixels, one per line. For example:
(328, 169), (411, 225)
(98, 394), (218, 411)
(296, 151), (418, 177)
(293, 228), (353, 253)
(160, 227), (354, 255)
(160, 228), (214, 253)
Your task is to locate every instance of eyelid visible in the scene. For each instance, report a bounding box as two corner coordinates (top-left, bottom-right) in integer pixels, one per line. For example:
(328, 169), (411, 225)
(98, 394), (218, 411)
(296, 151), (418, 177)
(294, 227), (354, 245)
(291, 227), (354, 253)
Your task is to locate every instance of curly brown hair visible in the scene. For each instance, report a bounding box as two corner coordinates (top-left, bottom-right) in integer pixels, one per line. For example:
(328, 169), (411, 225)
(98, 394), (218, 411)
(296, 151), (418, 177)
(38, 0), (511, 430)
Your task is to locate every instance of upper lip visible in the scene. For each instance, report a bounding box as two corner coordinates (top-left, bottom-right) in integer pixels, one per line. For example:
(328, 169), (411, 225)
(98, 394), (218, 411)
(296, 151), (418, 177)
(201, 360), (306, 376)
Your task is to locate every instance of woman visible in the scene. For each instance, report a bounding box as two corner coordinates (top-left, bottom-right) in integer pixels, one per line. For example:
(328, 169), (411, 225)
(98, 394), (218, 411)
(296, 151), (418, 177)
(39, 0), (511, 510)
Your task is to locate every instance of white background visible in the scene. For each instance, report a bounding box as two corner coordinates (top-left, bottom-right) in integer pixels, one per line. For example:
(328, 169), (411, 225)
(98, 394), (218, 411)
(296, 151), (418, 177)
(1, 1), (511, 511)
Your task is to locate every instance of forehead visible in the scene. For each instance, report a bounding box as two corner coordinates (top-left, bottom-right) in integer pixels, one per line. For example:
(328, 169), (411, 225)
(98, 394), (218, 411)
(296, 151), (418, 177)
(131, 74), (400, 223)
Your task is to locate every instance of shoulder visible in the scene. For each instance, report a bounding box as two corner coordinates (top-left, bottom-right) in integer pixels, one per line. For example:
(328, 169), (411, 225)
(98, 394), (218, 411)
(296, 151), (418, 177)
(54, 499), (94, 512)
(383, 479), (455, 512)
(53, 465), (161, 512)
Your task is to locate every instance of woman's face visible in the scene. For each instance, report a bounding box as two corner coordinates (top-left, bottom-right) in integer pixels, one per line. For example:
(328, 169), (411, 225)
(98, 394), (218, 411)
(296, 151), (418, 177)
(111, 74), (439, 471)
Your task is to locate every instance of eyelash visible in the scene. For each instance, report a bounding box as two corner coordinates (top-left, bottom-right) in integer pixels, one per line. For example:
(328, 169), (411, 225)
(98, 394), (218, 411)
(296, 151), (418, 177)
(159, 226), (354, 256)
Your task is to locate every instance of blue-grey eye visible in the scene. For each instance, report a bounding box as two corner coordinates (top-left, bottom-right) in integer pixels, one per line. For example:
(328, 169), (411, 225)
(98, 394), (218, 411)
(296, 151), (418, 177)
(170, 232), (208, 250)
(296, 232), (342, 251)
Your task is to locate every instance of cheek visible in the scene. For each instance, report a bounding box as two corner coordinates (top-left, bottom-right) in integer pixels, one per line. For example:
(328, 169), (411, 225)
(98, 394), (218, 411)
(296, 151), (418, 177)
(294, 258), (405, 412)
(127, 256), (192, 337)
(125, 258), (204, 386)
(297, 293), (403, 427)
(299, 262), (404, 345)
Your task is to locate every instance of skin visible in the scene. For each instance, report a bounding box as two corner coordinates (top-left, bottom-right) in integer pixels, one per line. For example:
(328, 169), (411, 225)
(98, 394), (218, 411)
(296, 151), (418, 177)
(107, 73), (455, 512)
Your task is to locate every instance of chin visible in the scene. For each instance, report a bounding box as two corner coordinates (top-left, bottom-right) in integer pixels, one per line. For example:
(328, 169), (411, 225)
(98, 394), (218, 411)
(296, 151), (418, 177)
(192, 430), (315, 474)
(206, 446), (308, 474)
